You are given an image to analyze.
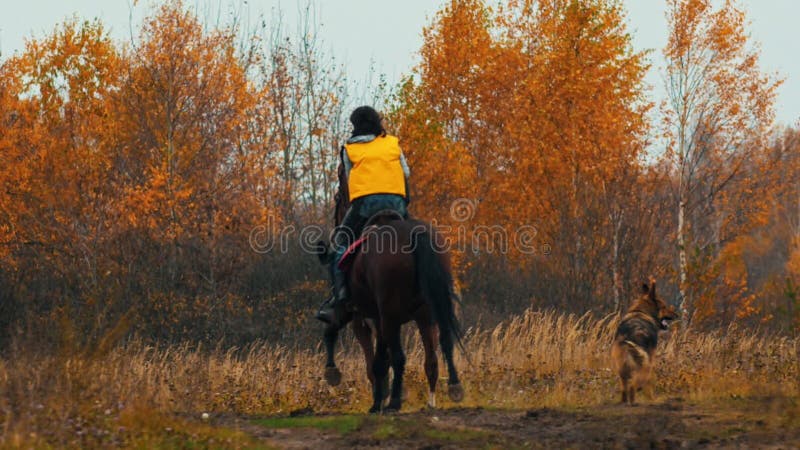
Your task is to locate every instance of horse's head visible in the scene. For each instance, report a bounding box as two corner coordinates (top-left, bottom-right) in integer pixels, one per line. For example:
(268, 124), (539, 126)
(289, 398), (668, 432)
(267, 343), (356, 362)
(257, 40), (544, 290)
(313, 239), (332, 265)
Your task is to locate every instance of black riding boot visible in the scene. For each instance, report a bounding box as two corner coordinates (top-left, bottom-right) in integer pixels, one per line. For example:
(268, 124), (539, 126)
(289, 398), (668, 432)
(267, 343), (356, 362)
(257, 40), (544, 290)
(315, 264), (348, 327)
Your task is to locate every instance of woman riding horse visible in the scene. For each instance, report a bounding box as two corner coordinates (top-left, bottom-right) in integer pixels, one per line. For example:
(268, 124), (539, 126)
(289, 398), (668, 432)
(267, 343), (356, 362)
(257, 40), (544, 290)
(315, 106), (464, 413)
(315, 106), (410, 328)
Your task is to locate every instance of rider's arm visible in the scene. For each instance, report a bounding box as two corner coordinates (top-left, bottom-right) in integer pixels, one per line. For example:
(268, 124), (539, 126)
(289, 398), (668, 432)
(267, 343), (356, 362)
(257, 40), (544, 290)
(400, 151), (411, 205)
(341, 146), (353, 179)
(399, 151), (410, 179)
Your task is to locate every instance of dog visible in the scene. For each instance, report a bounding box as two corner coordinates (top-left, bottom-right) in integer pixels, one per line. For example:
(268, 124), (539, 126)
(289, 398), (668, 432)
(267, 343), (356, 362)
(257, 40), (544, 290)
(611, 281), (677, 405)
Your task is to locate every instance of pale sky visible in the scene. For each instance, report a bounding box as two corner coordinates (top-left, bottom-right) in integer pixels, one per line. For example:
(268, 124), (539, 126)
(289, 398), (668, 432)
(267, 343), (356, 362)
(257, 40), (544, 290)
(1, 0), (797, 125)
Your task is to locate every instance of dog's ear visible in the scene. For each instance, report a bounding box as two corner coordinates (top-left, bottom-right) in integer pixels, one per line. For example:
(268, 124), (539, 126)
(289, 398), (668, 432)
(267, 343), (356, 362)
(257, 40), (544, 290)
(649, 281), (657, 301)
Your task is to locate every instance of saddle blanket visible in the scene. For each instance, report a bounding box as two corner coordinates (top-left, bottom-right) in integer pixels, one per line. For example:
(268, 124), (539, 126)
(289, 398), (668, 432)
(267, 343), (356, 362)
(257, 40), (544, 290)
(337, 234), (370, 270)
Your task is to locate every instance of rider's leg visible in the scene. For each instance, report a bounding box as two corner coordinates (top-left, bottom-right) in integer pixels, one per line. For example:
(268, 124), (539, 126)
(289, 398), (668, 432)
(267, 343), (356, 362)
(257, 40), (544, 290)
(316, 202), (361, 325)
(333, 205), (360, 250)
(331, 250), (348, 303)
(331, 203), (363, 300)
(316, 258), (349, 326)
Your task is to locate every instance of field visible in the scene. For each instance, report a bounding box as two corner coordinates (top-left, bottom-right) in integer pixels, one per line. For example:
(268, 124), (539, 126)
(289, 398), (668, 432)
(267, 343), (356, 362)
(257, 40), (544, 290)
(2, 310), (798, 448)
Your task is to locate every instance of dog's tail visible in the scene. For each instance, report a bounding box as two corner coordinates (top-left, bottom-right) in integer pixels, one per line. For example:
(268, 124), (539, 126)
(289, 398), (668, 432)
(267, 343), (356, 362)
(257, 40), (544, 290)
(623, 340), (648, 365)
(614, 339), (649, 382)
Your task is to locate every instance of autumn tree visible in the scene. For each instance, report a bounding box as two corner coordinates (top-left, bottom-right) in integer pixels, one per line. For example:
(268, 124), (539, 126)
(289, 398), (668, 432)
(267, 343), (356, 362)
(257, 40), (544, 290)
(0, 1), (368, 344)
(109, 1), (263, 300)
(503, 0), (651, 304)
(663, 0), (781, 324)
(0, 19), (123, 339)
(250, 2), (354, 225)
(394, 0), (654, 313)
(392, 0), (487, 221)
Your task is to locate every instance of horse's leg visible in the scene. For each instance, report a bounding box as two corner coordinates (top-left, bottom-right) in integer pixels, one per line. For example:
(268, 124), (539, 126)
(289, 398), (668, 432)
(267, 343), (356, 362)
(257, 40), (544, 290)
(352, 318), (375, 388)
(440, 327), (464, 402)
(385, 325), (406, 412)
(417, 320), (439, 409)
(323, 323), (342, 386)
(369, 334), (390, 414)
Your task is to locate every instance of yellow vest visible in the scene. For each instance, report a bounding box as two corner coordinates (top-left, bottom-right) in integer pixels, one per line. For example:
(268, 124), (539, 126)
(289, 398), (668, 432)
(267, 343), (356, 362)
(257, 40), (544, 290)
(345, 135), (407, 202)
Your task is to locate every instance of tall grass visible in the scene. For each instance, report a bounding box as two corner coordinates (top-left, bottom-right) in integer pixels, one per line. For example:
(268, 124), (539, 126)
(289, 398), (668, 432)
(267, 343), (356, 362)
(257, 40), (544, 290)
(1, 310), (797, 447)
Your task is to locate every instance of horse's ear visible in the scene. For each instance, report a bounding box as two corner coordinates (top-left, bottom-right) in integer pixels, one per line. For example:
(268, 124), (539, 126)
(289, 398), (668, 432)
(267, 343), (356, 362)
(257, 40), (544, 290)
(315, 240), (331, 264)
(642, 283), (650, 295)
(649, 281), (657, 301)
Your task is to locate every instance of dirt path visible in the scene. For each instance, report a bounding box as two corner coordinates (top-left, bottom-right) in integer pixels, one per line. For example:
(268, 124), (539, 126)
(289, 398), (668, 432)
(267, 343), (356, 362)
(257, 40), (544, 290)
(219, 395), (799, 449)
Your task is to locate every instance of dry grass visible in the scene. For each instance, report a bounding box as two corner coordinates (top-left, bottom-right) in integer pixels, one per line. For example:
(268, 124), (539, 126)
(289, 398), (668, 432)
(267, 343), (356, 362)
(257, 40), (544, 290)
(1, 310), (798, 447)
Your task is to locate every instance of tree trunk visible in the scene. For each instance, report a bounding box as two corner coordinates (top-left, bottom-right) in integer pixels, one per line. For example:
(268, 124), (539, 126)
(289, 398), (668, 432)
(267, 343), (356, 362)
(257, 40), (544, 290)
(677, 195), (690, 325)
(612, 211), (623, 313)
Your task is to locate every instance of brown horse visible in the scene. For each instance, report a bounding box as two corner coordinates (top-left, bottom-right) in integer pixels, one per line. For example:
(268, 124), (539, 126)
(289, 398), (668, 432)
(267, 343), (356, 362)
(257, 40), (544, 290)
(316, 167), (464, 413)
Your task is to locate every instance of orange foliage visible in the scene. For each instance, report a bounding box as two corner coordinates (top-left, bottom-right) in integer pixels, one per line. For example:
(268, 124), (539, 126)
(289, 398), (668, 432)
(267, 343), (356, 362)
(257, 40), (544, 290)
(0, 19), (120, 273)
(0, 0), (794, 341)
(0, 3), (276, 342)
(394, 0), (652, 306)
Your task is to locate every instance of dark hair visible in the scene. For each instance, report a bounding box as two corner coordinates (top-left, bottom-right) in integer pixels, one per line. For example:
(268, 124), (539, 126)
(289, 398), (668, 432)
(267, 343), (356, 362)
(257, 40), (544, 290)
(350, 106), (385, 137)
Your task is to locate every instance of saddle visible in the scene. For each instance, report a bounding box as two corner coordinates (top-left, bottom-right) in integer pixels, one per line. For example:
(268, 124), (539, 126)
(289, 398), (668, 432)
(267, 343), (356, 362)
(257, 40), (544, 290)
(337, 209), (405, 271)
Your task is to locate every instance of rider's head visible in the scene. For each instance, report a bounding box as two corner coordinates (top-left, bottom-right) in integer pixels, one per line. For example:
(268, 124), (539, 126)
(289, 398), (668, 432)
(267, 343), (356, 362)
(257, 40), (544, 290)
(350, 106), (385, 137)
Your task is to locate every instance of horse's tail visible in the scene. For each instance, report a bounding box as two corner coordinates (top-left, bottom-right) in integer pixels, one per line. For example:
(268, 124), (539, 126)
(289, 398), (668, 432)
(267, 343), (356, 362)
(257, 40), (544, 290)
(413, 229), (463, 351)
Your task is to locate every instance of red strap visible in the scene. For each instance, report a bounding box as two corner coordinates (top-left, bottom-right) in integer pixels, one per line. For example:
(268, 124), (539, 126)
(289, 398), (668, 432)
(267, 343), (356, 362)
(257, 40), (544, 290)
(337, 235), (369, 270)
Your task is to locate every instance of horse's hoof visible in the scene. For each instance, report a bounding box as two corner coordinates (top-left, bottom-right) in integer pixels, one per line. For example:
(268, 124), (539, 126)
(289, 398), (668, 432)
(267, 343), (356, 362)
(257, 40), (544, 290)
(385, 399), (402, 413)
(448, 383), (465, 403)
(426, 391), (437, 409)
(368, 405), (382, 414)
(324, 366), (342, 386)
